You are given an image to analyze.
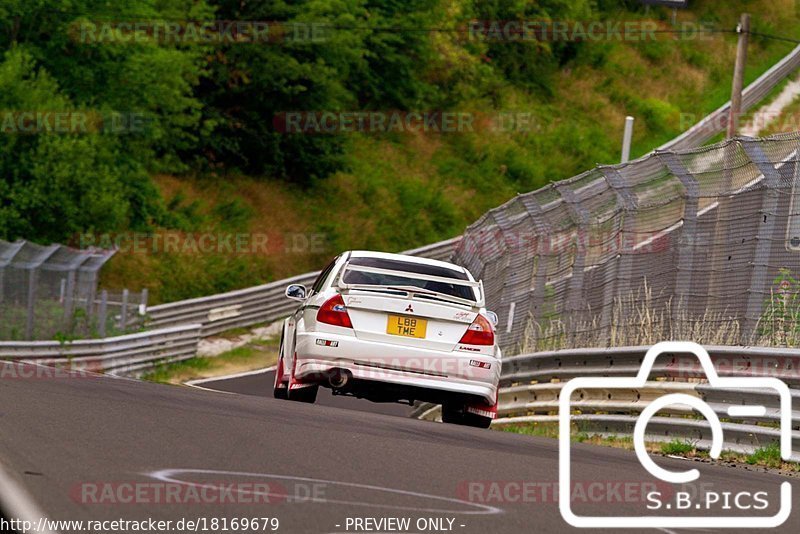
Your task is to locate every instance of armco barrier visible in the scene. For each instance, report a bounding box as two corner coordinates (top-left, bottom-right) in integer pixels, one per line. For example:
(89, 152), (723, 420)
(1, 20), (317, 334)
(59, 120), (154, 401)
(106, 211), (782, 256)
(144, 237), (462, 335)
(414, 345), (800, 459)
(0, 324), (202, 377)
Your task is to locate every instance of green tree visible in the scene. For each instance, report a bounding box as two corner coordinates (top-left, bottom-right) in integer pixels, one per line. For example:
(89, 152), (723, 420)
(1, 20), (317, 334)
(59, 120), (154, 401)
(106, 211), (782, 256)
(0, 0), (212, 241)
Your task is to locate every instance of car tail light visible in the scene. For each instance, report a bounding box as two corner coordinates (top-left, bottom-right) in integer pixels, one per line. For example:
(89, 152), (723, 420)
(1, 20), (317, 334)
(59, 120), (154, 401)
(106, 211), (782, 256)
(317, 295), (353, 328)
(458, 314), (494, 346)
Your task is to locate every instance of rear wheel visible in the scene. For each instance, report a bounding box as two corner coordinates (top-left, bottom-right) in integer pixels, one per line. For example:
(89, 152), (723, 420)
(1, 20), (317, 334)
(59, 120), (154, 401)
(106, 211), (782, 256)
(462, 412), (492, 429)
(273, 355), (288, 400)
(287, 352), (318, 403)
(273, 334), (288, 399)
(441, 403), (461, 424)
(289, 384), (318, 403)
(441, 403), (492, 429)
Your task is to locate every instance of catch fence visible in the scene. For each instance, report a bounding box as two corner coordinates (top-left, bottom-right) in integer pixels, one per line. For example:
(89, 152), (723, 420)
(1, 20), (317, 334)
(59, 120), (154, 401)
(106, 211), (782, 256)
(454, 133), (800, 352)
(0, 240), (144, 340)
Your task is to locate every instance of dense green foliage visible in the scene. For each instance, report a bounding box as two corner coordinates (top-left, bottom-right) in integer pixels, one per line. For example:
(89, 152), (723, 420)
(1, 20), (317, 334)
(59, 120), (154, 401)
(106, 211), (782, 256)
(1, 0), (799, 301)
(0, 1), (215, 240)
(0, 0), (656, 242)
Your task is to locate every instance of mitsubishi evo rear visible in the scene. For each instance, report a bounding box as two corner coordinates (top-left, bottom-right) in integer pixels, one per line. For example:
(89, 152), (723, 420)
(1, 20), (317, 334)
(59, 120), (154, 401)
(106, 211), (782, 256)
(273, 251), (501, 428)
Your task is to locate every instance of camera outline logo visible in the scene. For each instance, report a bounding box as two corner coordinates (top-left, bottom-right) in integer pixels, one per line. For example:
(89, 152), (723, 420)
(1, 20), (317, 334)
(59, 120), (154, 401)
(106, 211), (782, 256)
(558, 341), (792, 529)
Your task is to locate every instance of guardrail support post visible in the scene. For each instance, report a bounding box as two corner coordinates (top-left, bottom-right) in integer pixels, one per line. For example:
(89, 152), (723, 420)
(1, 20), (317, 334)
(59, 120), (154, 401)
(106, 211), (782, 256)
(600, 166), (638, 345)
(657, 151), (700, 330)
(556, 185), (592, 347)
(25, 269), (37, 340)
(62, 270), (76, 331)
(24, 244), (59, 340)
(489, 209), (519, 341)
(140, 288), (149, 318)
(519, 195), (553, 349)
(740, 138), (783, 343)
(119, 288), (129, 331)
(0, 241), (26, 306)
(98, 290), (108, 338)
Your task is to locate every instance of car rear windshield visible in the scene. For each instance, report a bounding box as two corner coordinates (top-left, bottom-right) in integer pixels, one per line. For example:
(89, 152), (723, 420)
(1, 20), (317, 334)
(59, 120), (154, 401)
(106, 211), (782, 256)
(342, 257), (475, 301)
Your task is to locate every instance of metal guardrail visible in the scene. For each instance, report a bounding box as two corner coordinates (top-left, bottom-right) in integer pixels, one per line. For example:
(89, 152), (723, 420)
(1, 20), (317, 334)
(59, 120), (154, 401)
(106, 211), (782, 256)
(414, 345), (800, 459)
(144, 237), (462, 335)
(0, 324), (201, 377)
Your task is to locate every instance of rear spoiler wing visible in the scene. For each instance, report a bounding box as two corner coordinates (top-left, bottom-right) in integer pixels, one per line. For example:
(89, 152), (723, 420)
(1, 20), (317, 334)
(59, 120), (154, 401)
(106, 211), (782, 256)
(337, 264), (485, 308)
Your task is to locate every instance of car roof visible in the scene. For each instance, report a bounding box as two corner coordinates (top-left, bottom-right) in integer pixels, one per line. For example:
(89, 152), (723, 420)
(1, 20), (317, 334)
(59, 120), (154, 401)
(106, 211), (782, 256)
(346, 250), (470, 276)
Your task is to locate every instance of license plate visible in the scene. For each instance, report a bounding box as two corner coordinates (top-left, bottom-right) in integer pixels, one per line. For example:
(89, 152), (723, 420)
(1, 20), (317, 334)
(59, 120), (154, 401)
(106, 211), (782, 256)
(386, 315), (427, 338)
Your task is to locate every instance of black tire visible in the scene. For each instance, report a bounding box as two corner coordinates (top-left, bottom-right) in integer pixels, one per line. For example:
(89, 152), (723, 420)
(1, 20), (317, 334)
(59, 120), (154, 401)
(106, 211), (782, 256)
(273, 349), (288, 399)
(441, 403), (492, 429)
(273, 383), (288, 400)
(441, 403), (464, 425)
(461, 412), (492, 429)
(289, 384), (319, 403)
(273, 334), (289, 400)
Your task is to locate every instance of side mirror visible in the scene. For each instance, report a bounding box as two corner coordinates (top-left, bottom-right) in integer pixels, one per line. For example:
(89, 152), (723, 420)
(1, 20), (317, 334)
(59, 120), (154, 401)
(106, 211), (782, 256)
(486, 310), (499, 327)
(285, 284), (307, 301)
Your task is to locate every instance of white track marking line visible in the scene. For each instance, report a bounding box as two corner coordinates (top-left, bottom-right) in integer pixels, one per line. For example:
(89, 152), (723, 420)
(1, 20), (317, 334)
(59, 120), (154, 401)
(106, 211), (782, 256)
(0, 458), (57, 534)
(185, 365), (276, 387)
(182, 382), (238, 395)
(148, 468), (503, 515)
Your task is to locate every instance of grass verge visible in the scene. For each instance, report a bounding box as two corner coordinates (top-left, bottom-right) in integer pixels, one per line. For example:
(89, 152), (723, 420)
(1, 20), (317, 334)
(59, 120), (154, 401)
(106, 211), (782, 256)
(143, 338), (280, 385)
(499, 422), (800, 473)
(519, 276), (800, 353)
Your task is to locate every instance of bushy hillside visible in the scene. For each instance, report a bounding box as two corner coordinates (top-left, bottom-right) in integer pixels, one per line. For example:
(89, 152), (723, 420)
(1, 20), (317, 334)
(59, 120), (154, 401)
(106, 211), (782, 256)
(1, 0), (798, 302)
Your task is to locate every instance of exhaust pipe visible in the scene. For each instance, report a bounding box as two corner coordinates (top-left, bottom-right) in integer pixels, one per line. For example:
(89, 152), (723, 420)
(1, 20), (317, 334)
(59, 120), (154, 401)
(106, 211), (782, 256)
(328, 368), (352, 390)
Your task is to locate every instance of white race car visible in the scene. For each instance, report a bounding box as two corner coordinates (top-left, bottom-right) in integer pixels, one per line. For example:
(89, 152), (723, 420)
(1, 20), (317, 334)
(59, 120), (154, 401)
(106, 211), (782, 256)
(273, 251), (501, 428)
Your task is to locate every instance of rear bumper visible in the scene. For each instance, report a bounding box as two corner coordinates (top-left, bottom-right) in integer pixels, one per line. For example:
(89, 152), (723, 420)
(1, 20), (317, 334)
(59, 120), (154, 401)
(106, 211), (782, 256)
(294, 331), (499, 405)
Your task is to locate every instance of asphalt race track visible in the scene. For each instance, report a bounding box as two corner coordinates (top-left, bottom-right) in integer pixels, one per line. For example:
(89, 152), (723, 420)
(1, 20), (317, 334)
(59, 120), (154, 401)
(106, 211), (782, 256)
(1, 360), (799, 534)
(197, 369), (415, 417)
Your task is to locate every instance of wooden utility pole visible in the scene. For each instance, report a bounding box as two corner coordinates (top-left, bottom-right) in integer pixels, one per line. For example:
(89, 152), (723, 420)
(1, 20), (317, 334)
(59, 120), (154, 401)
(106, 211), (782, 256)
(727, 13), (750, 138)
(710, 13), (750, 315)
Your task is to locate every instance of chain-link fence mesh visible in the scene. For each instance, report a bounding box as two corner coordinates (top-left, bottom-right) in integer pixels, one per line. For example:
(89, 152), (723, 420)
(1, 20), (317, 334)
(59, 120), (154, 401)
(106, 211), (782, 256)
(0, 240), (145, 340)
(454, 132), (800, 353)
